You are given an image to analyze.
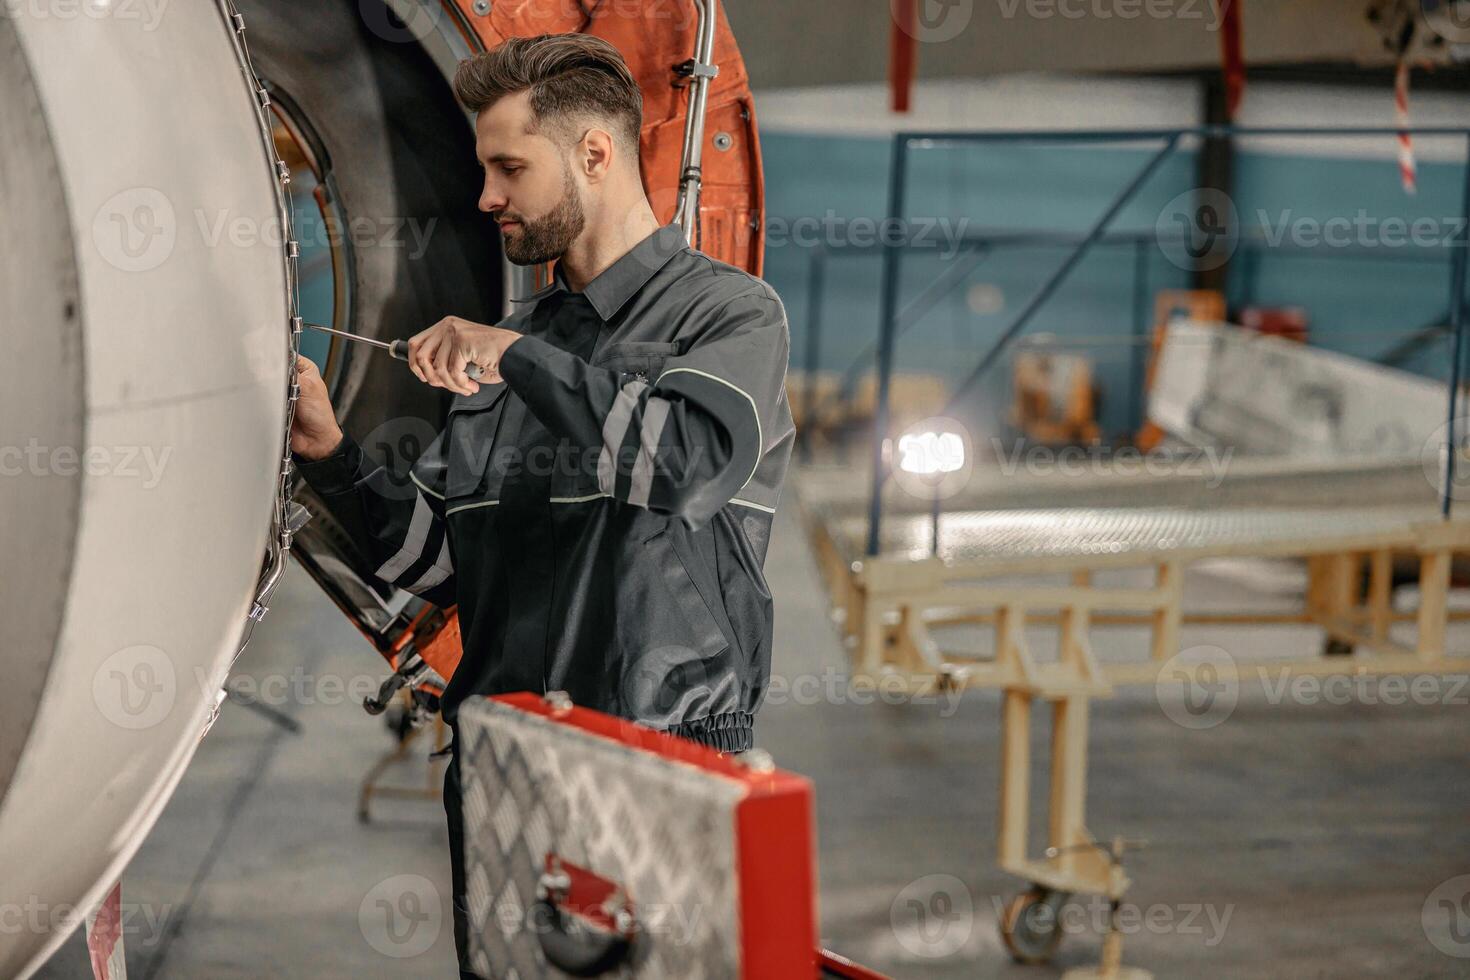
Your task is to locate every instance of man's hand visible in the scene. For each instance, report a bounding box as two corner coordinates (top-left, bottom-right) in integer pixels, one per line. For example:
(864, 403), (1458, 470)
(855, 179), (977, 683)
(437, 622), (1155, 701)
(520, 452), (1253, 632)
(407, 316), (523, 396)
(289, 355), (345, 461)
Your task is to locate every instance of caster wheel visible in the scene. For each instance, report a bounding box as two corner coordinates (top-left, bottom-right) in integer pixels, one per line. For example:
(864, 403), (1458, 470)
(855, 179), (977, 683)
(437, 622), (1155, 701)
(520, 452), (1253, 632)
(1000, 886), (1068, 965)
(1323, 637), (1355, 656)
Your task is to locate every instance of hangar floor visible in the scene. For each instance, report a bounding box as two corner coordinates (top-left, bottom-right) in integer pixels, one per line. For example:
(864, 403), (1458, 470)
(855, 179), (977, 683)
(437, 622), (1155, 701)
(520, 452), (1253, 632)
(37, 476), (1470, 979)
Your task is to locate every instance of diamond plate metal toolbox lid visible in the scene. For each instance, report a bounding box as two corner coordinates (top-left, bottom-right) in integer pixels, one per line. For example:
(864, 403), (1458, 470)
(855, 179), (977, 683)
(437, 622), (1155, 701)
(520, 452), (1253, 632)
(456, 692), (818, 980)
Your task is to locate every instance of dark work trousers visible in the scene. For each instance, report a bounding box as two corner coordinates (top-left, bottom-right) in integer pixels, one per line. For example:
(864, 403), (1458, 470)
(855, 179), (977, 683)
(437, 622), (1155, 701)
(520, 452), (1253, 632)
(443, 738), (479, 979)
(443, 302), (595, 978)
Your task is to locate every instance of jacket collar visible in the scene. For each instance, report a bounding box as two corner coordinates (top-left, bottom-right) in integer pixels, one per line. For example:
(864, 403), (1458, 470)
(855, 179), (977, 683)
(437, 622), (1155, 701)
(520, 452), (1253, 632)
(509, 222), (687, 320)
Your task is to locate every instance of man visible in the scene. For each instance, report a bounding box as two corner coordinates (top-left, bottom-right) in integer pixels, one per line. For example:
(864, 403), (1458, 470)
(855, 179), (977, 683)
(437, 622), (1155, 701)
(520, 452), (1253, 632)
(287, 33), (793, 975)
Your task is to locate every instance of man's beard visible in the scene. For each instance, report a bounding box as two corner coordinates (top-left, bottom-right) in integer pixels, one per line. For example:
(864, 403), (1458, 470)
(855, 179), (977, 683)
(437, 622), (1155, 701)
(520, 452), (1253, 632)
(501, 167), (585, 266)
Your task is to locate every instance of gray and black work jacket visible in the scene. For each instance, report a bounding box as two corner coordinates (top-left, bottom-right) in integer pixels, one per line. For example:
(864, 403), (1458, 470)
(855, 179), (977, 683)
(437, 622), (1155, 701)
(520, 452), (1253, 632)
(296, 224), (794, 752)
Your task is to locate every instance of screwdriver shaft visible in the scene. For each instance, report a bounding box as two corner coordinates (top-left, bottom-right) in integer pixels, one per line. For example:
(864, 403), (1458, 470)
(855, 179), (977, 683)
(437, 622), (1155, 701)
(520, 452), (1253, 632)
(302, 321), (394, 353)
(302, 321), (483, 380)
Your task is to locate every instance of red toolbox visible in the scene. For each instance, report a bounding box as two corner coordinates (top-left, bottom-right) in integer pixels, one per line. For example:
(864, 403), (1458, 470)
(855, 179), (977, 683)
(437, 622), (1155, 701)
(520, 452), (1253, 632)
(455, 692), (887, 979)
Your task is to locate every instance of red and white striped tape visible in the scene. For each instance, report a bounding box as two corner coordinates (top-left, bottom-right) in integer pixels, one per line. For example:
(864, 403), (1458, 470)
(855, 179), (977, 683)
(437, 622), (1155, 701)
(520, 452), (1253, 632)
(1395, 58), (1417, 195)
(85, 881), (126, 980)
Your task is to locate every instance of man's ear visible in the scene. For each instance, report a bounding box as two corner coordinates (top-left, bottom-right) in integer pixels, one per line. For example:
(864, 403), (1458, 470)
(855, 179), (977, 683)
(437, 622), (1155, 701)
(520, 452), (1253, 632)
(578, 127), (615, 184)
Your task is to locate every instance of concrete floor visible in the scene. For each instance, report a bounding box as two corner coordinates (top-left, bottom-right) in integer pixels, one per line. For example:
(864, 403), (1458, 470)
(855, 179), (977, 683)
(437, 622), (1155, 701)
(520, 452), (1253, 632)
(37, 485), (1470, 978)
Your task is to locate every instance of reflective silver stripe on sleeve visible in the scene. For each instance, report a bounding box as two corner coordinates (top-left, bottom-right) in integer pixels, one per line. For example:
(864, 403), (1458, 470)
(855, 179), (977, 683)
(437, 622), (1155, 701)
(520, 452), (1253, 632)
(410, 470), (444, 501)
(446, 499), (501, 516)
(627, 397), (671, 507)
(654, 366), (763, 488)
(729, 497), (776, 514)
(596, 379), (647, 494)
(374, 493), (434, 583)
(406, 536), (452, 593)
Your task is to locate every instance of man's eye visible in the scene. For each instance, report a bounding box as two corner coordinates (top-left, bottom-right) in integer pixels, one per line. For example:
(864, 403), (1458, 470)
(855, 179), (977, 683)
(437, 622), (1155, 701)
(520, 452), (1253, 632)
(502, 165), (520, 176)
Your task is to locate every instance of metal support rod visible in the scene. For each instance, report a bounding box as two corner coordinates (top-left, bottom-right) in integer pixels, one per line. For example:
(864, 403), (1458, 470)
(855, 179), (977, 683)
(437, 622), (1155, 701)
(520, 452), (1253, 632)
(866, 135), (911, 557)
(772, 224), (1457, 263)
(833, 243), (991, 407)
(941, 135), (1181, 417)
(930, 488), (941, 557)
(1127, 237), (1149, 433)
(1442, 133), (1470, 518)
(1238, 240), (1260, 310)
(892, 124), (1470, 144)
(799, 246), (826, 462)
(673, 0), (719, 244)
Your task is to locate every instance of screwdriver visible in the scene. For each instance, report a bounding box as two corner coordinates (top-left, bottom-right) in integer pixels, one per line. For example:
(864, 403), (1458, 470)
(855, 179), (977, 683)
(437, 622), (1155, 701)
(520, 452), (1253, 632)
(302, 322), (484, 381)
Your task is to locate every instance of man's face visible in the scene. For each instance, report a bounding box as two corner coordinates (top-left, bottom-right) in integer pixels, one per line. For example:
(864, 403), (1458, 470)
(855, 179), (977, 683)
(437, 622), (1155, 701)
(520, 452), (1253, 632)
(474, 90), (585, 266)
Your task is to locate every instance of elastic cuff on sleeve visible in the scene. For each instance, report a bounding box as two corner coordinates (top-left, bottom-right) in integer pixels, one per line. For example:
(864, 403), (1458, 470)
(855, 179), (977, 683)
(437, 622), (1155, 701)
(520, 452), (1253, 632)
(497, 333), (556, 392)
(292, 432), (363, 495)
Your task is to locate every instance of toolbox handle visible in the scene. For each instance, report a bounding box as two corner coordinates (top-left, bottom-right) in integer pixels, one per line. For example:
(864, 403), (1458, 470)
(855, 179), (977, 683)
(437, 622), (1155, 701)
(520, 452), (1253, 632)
(534, 856), (638, 976)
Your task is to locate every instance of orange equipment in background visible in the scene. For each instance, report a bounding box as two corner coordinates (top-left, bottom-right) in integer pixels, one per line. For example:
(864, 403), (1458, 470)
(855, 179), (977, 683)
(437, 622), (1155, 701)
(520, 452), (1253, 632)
(1240, 305), (1309, 343)
(1134, 289), (1225, 451)
(1010, 347), (1102, 446)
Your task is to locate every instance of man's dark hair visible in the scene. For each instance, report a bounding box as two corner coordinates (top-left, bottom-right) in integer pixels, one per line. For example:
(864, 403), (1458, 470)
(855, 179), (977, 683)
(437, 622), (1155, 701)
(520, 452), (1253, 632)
(453, 34), (643, 151)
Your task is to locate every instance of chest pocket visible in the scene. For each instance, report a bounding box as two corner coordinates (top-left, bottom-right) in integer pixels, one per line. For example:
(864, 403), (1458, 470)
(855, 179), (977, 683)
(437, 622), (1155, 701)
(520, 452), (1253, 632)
(592, 341), (680, 387)
(444, 383), (509, 503)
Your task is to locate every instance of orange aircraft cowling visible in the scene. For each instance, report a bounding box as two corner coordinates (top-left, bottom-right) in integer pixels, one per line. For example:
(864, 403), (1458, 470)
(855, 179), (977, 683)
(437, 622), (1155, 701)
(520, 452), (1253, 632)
(448, 0), (765, 276)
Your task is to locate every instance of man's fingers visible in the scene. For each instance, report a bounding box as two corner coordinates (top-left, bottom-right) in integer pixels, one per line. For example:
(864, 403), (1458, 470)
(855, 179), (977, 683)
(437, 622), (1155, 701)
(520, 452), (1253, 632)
(295, 355), (325, 387)
(447, 348), (480, 395)
(405, 318), (504, 394)
(431, 332), (458, 393)
(415, 330), (443, 387)
(405, 328), (429, 382)
(433, 330), (476, 396)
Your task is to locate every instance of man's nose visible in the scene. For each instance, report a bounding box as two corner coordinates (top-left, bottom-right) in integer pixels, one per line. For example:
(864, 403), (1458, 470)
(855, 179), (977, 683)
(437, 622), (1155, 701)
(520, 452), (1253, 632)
(479, 180), (506, 215)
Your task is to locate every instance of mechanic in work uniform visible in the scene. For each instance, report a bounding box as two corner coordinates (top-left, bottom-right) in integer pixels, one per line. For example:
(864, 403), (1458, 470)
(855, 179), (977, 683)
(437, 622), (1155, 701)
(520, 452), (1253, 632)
(287, 34), (793, 976)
